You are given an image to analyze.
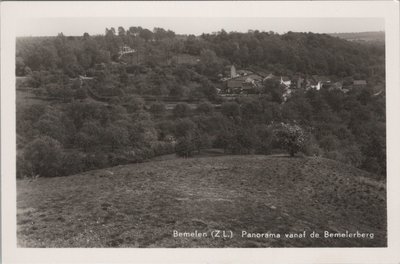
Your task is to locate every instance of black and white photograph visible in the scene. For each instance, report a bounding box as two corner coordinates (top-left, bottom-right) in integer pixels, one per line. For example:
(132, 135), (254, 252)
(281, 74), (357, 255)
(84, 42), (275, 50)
(2, 1), (400, 263)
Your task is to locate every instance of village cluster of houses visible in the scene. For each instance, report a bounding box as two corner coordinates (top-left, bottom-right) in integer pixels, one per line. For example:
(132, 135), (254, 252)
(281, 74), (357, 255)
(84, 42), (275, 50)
(219, 65), (367, 100)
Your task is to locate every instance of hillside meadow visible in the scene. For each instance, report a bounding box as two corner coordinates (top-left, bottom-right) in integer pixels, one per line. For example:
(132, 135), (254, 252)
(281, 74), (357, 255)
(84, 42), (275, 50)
(17, 155), (386, 247)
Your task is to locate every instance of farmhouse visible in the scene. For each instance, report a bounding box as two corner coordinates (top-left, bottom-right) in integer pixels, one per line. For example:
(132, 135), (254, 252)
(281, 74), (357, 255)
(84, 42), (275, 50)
(328, 81), (344, 91)
(353, 80), (367, 88)
(224, 72), (264, 94)
(305, 75), (331, 90)
(280, 76), (291, 87)
(263, 73), (275, 81)
(236, 69), (253, 76)
(118, 45), (135, 59)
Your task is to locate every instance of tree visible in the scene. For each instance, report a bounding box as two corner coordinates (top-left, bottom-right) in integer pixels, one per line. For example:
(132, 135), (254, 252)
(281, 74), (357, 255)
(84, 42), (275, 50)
(274, 123), (307, 157)
(75, 121), (104, 151)
(34, 111), (66, 144)
(174, 118), (196, 138)
(153, 27), (168, 42)
(118, 26), (126, 37)
(75, 87), (88, 100)
(175, 135), (196, 157)
(263, 78), (285, 104)
(23, 136), (63, 177)
(227, 127), (256, 154)
(104, 124), (129, 151)
(149, 102), (166, 117)
(139, 28), (153, 42)
(221, 102), (240, 119)
(123, 95), (145, 113)
(198, 49), (223, 77)
(193, 132), (211, 153)
(240, 98), (262, 122)
(196, 102), (214, 115)
(16, 56), (26, 76)
(173, 103), (191, 118)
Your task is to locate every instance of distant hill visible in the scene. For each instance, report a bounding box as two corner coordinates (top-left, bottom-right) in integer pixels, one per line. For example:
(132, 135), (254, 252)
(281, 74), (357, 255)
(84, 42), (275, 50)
(17, 155), (386, 247)
(329, 31), (385, 45)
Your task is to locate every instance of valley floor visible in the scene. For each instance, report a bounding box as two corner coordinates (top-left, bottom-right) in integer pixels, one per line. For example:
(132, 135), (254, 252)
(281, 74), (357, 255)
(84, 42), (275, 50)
(17, 155), (386, 247)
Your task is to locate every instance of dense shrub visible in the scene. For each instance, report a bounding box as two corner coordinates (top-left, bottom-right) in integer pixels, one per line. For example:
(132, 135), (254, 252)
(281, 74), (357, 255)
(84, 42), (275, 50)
(274, 123), (307, 157)
(22, 136), (63, 177)
(173, 103), (191, 118)
(59, 151), (86, 176)
(175, 136), (196, 157)
(151, 141), (175, 156)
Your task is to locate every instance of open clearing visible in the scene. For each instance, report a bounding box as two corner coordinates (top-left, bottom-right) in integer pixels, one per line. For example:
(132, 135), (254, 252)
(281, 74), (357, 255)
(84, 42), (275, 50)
(17, 155), (386, 247)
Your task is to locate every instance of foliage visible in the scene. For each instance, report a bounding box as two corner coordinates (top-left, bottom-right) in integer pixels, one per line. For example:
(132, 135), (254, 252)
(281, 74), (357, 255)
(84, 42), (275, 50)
(15, 26), (386, 178)
(221, 102), (240, 119)
(173, 103), (191, 118)
(149, 102), (166, 117)
(175, 136), (196, 157)
(274, 123), (307, 157)
(22, 136), (63, 177)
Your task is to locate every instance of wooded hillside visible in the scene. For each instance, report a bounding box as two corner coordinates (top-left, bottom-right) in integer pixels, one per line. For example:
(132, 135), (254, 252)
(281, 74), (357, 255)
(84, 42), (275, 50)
(16, 27), (386, 179)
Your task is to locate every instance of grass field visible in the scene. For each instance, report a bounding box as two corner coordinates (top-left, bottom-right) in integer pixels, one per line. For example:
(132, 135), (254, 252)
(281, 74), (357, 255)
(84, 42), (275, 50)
(17, 155), (386, 247)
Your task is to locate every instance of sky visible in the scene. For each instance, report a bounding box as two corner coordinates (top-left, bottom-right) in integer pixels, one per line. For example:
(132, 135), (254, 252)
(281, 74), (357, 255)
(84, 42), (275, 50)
(16, 17), (384, 37)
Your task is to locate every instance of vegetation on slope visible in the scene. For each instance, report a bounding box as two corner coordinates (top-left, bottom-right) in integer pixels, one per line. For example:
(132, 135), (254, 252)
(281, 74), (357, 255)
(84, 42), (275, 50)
(17, 156), (386, 247)
(16, 26), (386, 179)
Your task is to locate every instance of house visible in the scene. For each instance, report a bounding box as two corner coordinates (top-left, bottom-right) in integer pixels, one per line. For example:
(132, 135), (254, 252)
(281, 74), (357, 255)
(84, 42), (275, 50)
(306, 79), (321, 90)
(227, 65), (253, 78)
(353, 80), (367, 88)
(329, 81), (343, 91)
(263, 73), (275, 81)
(236, 69), (253, 76)
(280, 76), (291, 87)
(118, 45), (136, 59)
(225, 78), (244, 93)
(224, 73), (264, 94)
(306, 75), (331, 90)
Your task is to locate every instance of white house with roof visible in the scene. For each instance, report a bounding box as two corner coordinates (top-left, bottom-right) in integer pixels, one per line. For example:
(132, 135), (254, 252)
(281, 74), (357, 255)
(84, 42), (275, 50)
(280, 76), (291, 87)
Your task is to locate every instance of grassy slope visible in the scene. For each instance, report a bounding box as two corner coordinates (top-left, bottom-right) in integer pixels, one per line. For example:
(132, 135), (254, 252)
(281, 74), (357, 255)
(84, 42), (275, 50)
(17, 155), (386, 247)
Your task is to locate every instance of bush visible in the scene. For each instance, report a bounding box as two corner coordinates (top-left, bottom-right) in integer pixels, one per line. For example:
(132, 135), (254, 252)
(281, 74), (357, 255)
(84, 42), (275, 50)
(175, 136), (196, 157)
(74, 87), (88, 100)
(173, 103), (191, 118)
(174, 118), (196, 138)
(104, 124), (129, 150)
(23, 136), (63, 177)
(227, 128), (256, 154)
(151, 141), (175, 156)
(194, 133), (212, 153)
(59, 151), (86, 176)
(196, 102), (214, 115)
(17, 154), (34, 179)
(83, 151), (110, 171)
(221, 102), (240, 118)
(343, 145), (363, 168)
(274, 123), (307, 157)
(254, 125), (274, 155)
(149, 102), (166, 117)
